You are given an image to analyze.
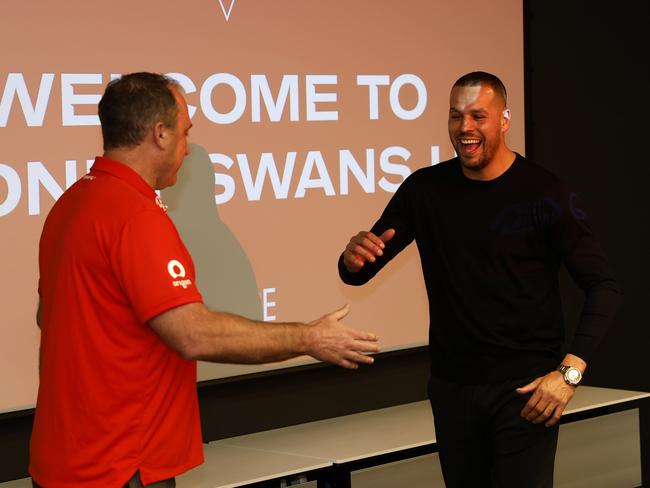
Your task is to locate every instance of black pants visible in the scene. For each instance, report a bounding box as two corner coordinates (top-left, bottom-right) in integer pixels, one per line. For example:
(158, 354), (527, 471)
(428, 375), (559, 488)
(32, 470), (175, 487)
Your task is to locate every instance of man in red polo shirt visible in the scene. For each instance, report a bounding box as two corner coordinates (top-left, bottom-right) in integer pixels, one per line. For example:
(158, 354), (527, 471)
(31, 72), (380, 488)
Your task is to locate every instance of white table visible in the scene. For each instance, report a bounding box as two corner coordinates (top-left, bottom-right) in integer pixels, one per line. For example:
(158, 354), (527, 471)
(176, 443), (331, 488)
(3, 386), (647, 488)
(216, 386), (650, 487)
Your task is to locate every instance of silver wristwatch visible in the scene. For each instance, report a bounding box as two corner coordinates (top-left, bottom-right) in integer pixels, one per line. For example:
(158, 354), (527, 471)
(557, 364), (582, 386)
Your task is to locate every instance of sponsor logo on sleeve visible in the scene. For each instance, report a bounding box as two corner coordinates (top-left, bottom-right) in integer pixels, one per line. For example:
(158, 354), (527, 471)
(167, 259), (193, 289)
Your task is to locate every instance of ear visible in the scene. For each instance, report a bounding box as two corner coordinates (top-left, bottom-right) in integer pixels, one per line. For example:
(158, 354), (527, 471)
(152, 121), (169, 150)
(501, 109), (511, 131)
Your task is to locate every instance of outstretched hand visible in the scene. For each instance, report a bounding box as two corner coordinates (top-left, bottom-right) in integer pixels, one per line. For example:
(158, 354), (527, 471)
(516, 371), (576, 427)
(306, 304), (380, 369)
(343, 228), (396, 272)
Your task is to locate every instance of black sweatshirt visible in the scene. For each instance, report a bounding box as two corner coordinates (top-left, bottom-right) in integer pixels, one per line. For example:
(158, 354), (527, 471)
(339, 154), (620, 383)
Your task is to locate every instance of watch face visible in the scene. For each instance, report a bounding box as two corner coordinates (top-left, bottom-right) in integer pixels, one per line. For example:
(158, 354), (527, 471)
(566, 368), (582, 384)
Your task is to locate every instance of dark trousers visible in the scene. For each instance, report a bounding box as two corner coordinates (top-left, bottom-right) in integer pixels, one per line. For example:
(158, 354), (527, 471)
(428, 375), (559, 488)
(32, 470), (175, 488)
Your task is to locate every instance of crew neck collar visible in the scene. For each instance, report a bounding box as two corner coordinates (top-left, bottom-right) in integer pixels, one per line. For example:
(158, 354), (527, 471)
(457, 153), (522, 185)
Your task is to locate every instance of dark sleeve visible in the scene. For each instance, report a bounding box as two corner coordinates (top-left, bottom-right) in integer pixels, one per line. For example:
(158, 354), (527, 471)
(338, 177), (417, 286)
(548, 189), (621, 362)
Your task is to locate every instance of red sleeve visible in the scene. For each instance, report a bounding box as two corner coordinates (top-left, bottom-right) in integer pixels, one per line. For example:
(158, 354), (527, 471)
(111, 209), (203, 323)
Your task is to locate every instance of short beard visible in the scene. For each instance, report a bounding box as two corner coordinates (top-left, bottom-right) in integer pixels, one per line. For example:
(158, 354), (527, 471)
(459, 154), (490, 173)
(455, 141), (492, 174)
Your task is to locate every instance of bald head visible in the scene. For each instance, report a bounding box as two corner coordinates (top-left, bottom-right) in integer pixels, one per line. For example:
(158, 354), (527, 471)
(452, 71), (507, 108)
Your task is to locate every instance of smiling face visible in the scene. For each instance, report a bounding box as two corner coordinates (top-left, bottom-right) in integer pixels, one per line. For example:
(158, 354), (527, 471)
(448, 83), (510, 176)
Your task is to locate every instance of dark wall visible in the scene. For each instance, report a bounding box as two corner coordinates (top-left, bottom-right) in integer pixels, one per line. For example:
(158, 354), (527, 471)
(1, 1), (648, 482)
(524, 0), (650, 392)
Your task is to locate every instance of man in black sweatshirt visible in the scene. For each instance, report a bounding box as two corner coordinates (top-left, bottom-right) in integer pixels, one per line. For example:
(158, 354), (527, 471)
(338, 71), (620, 488)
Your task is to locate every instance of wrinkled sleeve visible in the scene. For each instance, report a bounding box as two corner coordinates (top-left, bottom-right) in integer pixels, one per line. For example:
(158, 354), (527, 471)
(549, 188), (621, 362)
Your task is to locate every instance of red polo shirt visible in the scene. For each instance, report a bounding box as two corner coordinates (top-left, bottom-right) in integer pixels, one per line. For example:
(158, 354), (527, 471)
(31, 157), (204, 487)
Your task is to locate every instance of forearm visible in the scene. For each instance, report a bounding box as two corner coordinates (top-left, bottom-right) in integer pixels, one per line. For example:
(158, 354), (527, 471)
(189, 309), (309, 363)
(569, 279), (621, 362)
(560, 353), (586, 372)
(150, 302), (379, 369)
(338, 254), (376, 285)
(154, 302), (308, 363)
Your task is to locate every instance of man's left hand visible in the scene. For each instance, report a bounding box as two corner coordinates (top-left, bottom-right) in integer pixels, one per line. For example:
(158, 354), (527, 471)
(516, 372), (575, 427)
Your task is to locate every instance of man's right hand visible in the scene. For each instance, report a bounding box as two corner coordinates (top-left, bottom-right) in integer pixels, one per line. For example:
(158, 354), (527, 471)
(343, 229), (396, 273)
(305, 304), (380, 369)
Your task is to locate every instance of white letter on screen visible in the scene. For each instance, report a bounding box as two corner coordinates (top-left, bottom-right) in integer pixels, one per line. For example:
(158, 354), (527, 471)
(339, 149), (375, 195)
(305, 75), (338, 121)
(61, 73), (102, 126)
(251, 75), (299, 122)
(0, 73), (54, 127)
(389, 74), (427, 121)
(262, 288), (277, 321)
(166, 72), (198, 119)
(379, 146), (411, 193)
(0, 164), (21, 217)
(356, 75), (390, 120)
(201, 74), (246, 124)
(27, 161), (66, 215)
(210, 153), (236, 205)
(431, 145), (440, 165)
(64, 160), (79, 189)
(295, 151), (335, 198)
(236, 152), (296, 201)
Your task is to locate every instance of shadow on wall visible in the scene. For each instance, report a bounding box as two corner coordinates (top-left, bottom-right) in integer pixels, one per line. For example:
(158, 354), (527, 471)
(162, 144), (263, 373)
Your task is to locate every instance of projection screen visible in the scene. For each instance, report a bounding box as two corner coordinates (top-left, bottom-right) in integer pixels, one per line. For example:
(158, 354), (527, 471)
(0, 0), (524, 412)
